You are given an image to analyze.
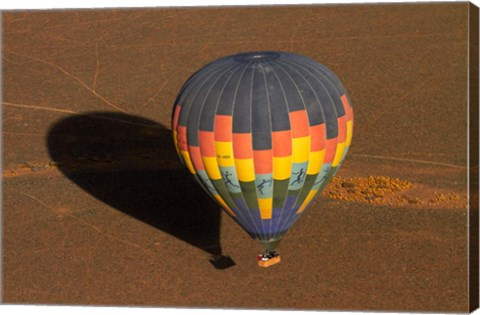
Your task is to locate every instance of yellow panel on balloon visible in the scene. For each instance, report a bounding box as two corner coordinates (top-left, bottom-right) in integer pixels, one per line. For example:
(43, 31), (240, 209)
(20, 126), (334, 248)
(307, 150), (325, 175)
(297, 189), (318, 213)
(258, 197), (272, 219)
(180, 150), (196, 174)
(215, 141), (235, 167)
(273, 156), (292, 180)
(213, 194), (236, 217)
(234, 158), (255, 182)
(292, 136), (310, 163)
(346, 121), (353, 147)
(172, 131), (180, 154)
(203, 156), (222, 180)
(332, 142), (346, 167)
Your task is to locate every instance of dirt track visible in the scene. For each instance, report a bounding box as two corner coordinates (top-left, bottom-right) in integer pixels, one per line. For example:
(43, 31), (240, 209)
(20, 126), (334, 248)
(2, 3), (474, 312)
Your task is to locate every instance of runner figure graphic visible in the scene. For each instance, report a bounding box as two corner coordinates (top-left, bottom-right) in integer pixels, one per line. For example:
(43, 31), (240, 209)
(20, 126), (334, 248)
(222, 170), (240, 188)
(256, 178), (273, 195)
(291, 168), (306, 185)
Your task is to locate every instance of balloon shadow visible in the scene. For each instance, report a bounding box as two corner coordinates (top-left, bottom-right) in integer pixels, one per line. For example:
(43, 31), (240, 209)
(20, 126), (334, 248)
(46, 111), (235, 269)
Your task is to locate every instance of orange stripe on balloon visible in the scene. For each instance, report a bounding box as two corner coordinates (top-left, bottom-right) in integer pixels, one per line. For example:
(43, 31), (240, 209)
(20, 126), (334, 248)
(214, 115), (232, 142)
(253, 149), (273, 174)
(341, 95), (353, 121)
(172, 105), (181, 131)
(232, 133), (253, 159)
(346, 104), (353, 122)
(177, 125), (188, 151)
(272, 130), (292, 157)
(340, 95), (354, 141)
(198, 130), (216, 157)
(310, 124), (326, 151)
(337, 116), (347, 142)
(323, 138), (337, 163)
(289, 110), (310, 138)
(189, 145), (204, 170)
(341, 94), (350, 107)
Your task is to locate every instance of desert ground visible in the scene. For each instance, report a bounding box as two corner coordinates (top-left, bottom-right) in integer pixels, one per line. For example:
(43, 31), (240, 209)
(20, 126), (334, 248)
(2, 3), (475, 312)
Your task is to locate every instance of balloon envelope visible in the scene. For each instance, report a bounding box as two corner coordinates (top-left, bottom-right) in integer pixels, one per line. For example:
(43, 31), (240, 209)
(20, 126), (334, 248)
(172, 51), (353, 250)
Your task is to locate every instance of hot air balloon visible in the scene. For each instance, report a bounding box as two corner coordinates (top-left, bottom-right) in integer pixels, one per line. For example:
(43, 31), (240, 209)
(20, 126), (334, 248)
(171, 51), (353, 267)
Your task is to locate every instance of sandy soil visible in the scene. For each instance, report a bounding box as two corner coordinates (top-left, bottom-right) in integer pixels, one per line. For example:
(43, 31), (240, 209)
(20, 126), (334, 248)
(2, 3), (474, 312)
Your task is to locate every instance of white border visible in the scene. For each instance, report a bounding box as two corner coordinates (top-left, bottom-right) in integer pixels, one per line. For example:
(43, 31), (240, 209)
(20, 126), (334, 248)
(1, 0), (478, 315)
(0, 0), (478, 10)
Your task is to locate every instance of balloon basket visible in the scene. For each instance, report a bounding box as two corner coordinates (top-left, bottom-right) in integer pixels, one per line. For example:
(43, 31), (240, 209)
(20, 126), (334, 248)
(257, 250), (281, 267)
